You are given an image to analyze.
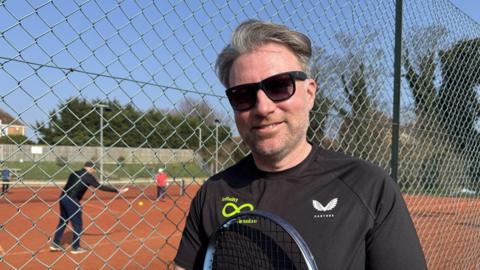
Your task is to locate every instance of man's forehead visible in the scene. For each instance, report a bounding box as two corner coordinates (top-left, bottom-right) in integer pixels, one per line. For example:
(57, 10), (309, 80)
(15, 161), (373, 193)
(229, 44), (301, 85)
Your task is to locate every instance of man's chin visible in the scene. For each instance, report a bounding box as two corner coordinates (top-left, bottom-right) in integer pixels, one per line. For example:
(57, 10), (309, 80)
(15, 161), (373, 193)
(250, 143), (286, 160)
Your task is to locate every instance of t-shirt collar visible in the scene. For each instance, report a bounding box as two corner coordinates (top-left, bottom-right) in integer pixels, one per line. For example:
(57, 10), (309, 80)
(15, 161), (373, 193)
(254, 143), (318, 180)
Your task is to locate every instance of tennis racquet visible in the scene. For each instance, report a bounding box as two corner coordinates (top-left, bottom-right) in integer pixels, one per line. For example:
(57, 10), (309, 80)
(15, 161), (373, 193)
(203, 210), (318, 270)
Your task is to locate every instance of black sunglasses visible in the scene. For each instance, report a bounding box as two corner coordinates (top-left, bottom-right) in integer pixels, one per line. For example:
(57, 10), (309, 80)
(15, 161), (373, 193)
(225, 71), (308, 111)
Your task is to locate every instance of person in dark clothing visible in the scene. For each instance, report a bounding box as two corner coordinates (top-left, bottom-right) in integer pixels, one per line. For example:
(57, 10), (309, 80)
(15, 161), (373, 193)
(50, 161), (128, 254)
(174, 20), (427, 270)
(1, 167), (10, 194)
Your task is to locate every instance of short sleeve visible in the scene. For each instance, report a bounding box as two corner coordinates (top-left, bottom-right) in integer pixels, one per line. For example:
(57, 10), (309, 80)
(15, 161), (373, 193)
(365, 177), (427, 270)
(174, 184), (209, 269)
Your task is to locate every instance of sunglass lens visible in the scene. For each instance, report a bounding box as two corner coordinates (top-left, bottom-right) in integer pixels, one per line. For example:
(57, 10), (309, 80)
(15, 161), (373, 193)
(228, 86), (256, 111)
(263, 74), (294, 101)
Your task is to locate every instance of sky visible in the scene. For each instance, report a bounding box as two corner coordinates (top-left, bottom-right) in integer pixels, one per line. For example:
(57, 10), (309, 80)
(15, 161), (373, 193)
(450, 0), (480, 23)
(0, 0), (479, 141)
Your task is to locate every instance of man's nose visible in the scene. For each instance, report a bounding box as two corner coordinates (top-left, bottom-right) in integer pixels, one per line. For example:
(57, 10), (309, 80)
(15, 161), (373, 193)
(253, 89), (276, 116)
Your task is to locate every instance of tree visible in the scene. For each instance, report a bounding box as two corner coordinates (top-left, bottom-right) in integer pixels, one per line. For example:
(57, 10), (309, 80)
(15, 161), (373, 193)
(438, 38), (480, 151)
(36, 97), (232, 151)
(106, 103), (144, 147)
(0, 135), (34, 145)
(308, 47), (333, 145)
(439, 38), (480, 190)
(337, 62), (390, 165)
(402, 28), (480, 150)
(403, 29), (480, 191)
(310, 32), (390, 166)
(402, 26), (446, 131)
(138, 109), (167, 148)
(174, 97), (232, 149)
(36, 97), (96, 146)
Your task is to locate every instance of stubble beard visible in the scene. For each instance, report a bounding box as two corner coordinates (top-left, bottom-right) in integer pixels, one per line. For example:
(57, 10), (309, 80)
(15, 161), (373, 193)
(242, 118), (309, 165)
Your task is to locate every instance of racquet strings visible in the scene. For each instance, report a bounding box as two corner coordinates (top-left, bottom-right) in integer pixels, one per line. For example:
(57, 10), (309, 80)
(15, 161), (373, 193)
(211, 214), (306, 270)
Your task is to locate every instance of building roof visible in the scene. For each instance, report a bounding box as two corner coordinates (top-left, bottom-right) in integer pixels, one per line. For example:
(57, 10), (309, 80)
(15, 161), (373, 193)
(0, 108), (24, 126)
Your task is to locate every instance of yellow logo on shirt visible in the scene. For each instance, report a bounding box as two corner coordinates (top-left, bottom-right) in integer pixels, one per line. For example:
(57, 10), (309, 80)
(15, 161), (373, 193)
(221, 196), (254, 217)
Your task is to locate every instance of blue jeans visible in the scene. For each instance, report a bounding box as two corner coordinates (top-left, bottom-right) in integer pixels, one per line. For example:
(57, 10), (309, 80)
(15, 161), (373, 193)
(53, 196), (83, 248)
(156, 186), (166, 199)
(1, 178), (8, 193)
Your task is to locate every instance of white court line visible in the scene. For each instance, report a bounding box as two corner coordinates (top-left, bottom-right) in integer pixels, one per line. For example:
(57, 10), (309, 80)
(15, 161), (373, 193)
(5, 232), (183, 257)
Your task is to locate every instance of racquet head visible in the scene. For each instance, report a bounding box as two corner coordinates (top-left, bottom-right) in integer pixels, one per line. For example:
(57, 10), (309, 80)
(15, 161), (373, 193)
(203, 210), (317, 270)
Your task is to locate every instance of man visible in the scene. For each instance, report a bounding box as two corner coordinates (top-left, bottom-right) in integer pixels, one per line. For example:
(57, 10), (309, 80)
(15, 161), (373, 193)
(1, 166), (10, 195)
(155, 168), (168, 200)
(174, 20), (427, 269)
(50, 161), (128, 254)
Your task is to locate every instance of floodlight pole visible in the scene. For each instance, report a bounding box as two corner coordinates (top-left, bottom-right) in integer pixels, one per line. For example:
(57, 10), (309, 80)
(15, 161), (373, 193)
(95, 103), (110, 183)
(197, 127), (202, 151)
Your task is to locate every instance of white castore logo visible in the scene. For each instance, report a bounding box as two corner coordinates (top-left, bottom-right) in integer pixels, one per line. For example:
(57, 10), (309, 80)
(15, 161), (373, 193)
(312, 198), (338, 212)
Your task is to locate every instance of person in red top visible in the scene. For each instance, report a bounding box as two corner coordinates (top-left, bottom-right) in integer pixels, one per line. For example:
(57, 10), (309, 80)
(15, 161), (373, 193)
(155, 168), (168, 200)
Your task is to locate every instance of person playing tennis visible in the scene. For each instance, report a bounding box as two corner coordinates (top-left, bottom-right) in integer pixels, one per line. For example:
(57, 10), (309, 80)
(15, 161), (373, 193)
(50, 161), (128, 254)
(1, 166), (10, 195)
(155, 168), (168, 200)
(174, 20), (427, 269)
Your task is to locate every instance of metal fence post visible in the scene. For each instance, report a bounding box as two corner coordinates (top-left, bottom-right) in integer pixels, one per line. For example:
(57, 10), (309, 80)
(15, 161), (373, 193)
(391, 0), (403, 183)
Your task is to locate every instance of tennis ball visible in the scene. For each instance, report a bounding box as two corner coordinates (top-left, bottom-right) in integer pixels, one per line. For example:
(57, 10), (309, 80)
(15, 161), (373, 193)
(138, 201), (144, 206)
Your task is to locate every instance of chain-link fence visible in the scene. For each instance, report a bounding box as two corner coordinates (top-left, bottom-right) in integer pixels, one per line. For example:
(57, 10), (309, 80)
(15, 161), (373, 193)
(0, 0), (479, 269)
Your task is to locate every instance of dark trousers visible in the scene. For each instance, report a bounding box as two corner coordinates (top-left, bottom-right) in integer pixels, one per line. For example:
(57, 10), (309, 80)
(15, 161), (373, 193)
(1, 179), (8, 193)
(53, 196), (83, 248)
(156, 186), (166, 199)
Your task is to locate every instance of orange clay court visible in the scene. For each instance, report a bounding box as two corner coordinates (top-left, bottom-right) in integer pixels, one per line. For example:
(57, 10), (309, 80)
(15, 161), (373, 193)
(0, 185), (479, 269)
(0, 183), (200, 270)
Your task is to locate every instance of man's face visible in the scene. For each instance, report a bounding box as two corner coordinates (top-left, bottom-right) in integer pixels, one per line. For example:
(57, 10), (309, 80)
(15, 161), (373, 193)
(86, 167), (96, 175)
(228, 42), (316, 164)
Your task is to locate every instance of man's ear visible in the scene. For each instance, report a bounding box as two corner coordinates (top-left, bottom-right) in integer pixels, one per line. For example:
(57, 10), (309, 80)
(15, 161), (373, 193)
(306, 78), (317, 110)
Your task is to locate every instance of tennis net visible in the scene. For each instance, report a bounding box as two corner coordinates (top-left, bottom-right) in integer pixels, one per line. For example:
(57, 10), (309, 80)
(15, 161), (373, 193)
(0, 178), (185, 203)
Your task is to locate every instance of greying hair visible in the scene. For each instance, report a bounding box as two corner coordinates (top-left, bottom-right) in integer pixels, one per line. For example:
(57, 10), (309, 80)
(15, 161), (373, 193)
(215, 20), (312, 88)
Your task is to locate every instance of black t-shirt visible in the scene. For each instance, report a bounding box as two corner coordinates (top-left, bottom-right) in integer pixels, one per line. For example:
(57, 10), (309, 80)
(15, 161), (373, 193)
(174, 145), (427, 269)
(62, 168), (117, 200)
